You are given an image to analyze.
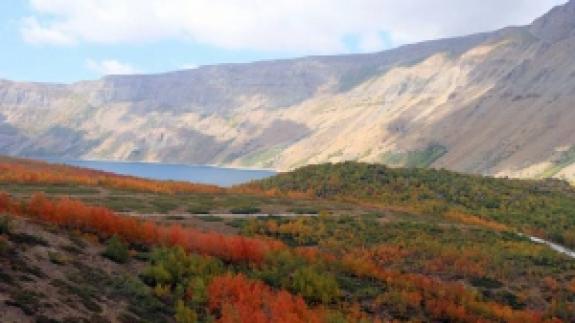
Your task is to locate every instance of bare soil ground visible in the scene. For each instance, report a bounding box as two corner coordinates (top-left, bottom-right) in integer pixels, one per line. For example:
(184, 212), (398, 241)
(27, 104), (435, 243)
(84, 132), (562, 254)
(0, 216), (171, 323)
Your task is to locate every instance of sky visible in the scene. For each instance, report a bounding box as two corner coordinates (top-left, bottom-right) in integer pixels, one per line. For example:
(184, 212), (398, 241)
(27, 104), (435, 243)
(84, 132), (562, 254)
(0, 0), (567, 83)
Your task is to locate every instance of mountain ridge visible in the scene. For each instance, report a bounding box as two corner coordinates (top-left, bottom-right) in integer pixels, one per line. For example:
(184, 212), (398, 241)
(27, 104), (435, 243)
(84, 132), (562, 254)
(1, 1), (574, 182)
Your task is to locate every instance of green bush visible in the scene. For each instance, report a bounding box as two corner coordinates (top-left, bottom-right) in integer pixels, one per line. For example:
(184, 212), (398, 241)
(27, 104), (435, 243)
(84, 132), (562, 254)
(175, 300), (197, 323)
(0, 214), (12, 235)
(150, 199), (179, 213)
(6, 290), (44, 315)
(48, 251), (68, 265)
(102, 235), (130, 263)
(230, 206), (261, 214)
(289, 207), (319, 214)
(10, 233), (49, 246)
(187, 206), (211, 214)
(291, 266), (340, 304)
(0, 237), (9, 256)
(112, 275), (172, 321)
(470, 276), (503, 289)
(196, 215), (223, 222)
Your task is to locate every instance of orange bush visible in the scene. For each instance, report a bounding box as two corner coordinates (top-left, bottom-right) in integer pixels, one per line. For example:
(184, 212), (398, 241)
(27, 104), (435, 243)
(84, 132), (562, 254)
(2, 192), (283, 264)
(208, 273), (324, 323)
(0, 190), (561, 322)
(445, 211), (509, 232)
(340, 250), (547, 323)
(0, 156), (222, 194)
(569, 278), (575, 293)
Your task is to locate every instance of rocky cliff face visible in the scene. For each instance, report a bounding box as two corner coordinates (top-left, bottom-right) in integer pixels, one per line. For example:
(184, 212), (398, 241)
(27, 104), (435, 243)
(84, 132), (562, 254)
(1, 1), (575, 182)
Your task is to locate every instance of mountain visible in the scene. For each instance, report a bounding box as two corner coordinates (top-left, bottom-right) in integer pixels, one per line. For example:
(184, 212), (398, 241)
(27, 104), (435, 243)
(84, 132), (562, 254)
(1, 1), (575, 182)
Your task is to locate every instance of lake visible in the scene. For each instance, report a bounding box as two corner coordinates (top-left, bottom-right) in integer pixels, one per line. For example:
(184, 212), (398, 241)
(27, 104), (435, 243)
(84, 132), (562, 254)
(48, 159), (276, 187)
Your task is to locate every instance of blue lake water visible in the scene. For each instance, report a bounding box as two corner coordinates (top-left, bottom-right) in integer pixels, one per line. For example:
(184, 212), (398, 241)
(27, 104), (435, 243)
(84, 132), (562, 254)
(47, 159), (276, 187)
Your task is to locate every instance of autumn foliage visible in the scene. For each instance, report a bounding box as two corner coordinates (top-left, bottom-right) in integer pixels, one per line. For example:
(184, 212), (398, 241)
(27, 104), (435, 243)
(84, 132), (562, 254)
(0, 156), (222, 194)
(0, 192), (282, 264)
(340, 251), (548, 323)
(1, 155), (573, 322)
(208, 273), (324, 323)
(444, 210), (509, 232)
(569, 278), (575, 293)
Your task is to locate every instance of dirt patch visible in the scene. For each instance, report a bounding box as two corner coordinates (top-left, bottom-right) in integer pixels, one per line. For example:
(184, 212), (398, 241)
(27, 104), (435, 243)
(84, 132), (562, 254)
(0, 216), (171, 323)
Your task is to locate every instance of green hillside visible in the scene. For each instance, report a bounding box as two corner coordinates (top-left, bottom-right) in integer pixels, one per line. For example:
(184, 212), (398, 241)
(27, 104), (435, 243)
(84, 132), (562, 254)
(242, 162), (575, 248)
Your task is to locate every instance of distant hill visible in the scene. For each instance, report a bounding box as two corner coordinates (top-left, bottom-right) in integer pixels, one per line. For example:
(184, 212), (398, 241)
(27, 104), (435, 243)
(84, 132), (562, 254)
(241, 161), (575, 248)
(1, 1), (575, 182)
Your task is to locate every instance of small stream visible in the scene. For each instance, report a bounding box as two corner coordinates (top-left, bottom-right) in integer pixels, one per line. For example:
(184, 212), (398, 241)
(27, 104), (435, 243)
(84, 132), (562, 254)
(527, 235), (575, 259)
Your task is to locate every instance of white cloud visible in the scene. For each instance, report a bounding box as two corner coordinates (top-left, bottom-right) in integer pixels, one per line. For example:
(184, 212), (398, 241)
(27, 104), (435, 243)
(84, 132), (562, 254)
(180, 63), (198, 70)
(358, 32), (387, 53)
(21, 17), (74, 45)
(86, 59), (140, 75)
(22, 0), (567, 53)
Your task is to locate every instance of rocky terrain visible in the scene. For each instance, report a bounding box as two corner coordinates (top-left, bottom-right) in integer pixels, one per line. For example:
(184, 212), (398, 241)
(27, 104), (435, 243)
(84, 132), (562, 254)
(1, 1), (575, 182)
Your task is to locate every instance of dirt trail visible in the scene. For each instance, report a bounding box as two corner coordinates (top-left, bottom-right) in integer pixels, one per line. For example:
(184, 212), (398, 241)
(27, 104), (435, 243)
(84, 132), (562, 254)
(120, 212), (319, 218)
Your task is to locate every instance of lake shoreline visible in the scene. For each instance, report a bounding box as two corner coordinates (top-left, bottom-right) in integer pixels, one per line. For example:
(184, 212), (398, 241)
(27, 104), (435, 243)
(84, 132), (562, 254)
(38, 157), (277, 187)
(41, 157), (278, 172)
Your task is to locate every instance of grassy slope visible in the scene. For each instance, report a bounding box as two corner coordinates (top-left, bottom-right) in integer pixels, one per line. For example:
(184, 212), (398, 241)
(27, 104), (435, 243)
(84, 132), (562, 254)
(235, 213), (575, 319)
(242, 162), (575, 248)
(539, 146), (575, 179)
(1, 157), (575, 321)
(380, 144), (448, 168)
